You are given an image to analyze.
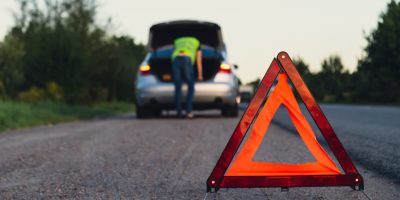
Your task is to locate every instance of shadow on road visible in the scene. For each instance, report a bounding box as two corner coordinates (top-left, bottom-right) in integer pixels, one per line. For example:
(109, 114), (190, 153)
(109, 111), (225, 121)
(158, 114), (223, 119)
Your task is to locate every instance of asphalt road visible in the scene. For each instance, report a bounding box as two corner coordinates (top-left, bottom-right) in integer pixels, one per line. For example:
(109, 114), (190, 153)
(273, 104), (400, 183)
(0, 105), (399, 199)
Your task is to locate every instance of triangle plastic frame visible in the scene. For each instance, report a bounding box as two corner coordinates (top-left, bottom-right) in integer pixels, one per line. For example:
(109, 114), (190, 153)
(206, 52), (363, 192)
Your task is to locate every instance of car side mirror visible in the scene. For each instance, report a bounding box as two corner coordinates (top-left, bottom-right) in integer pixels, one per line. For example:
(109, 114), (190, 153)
(233, 64), (239, 69)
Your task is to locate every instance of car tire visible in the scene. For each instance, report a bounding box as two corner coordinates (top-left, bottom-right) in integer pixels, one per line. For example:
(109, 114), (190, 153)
(136, 106), (161, 119)
(221, 104), (239, 117)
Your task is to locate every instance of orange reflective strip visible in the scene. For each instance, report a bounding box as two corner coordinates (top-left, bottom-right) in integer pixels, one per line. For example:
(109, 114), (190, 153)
(226, 74), (340, 176)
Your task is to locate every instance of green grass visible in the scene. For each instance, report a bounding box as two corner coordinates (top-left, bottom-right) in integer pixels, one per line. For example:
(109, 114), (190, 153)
(0, 101), (135, 132)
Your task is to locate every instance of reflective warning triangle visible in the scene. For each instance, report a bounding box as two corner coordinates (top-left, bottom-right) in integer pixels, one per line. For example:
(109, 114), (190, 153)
(226, 73), (340, 176)
(206, 52), (363, 191)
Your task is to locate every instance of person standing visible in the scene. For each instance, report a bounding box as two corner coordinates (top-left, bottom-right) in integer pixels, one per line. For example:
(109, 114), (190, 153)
(171, 37), (203, 118)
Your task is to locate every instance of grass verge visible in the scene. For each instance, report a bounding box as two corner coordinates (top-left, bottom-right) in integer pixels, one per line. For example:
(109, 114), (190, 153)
(0, 101), (135, 132)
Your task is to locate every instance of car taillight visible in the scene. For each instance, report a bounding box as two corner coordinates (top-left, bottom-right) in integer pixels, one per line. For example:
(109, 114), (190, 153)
(139, 65), (151, 75)
(219, 63), (232, 73)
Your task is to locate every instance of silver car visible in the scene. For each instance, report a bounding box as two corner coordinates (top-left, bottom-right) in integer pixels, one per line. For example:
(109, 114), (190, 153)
(135, 20), (240, 118)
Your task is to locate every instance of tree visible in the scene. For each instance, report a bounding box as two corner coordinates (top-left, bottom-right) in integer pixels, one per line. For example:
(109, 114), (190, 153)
(318, 55), (349, 102)
(0, 33), (25, 98)
(5, 0), (146, 103)
(321, 55), (344, 74)
(292, 57), (311, 78)
(291, 57), (327, 100)
(357, 0), (400, 103)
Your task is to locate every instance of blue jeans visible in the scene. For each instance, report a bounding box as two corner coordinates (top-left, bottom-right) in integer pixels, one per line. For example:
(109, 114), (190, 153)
(172, 56), (195, 116)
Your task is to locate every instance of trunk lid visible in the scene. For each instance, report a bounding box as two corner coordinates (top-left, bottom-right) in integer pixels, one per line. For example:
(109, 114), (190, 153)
(148, 20), (225, 51)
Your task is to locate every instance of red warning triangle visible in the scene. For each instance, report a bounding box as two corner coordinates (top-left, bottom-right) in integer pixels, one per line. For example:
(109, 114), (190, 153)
(207, 52), (363, 191)
(226, 73), (340, 176)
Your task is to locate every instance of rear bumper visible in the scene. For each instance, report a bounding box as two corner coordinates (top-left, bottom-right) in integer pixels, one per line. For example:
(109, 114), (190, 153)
(136, 82), (238, 109)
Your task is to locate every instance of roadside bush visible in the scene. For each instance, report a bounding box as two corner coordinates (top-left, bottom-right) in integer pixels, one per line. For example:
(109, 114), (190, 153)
(18, 87), (46, 102)
(46, 82), (64, 102)
(0, 80), (6, 99)
(92, 87), (109, 102)
(18, 81), (66, 103)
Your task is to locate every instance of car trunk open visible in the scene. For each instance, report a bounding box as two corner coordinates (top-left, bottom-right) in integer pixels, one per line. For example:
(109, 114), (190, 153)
(147, 21), (226, 82)
(149, 56), (221, 82)
(149, 20), (225, 51)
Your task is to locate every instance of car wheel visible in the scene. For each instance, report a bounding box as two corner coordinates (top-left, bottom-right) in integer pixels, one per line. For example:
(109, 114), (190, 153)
(221, 104), (239, 117)
(136, 106), (160, 119)
(153, 109), (162, 117)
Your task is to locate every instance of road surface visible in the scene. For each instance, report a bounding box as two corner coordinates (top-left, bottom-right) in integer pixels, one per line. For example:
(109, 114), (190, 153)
(0, 105), (399, 199)
(273, 104), (400, 183)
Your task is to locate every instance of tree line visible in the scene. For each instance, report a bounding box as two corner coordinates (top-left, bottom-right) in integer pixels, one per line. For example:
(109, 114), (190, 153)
(0, 0), (146, 104)
(250, 0), (400, 104)
(1, 0), (399, 105)
(292, 56), (356, 103)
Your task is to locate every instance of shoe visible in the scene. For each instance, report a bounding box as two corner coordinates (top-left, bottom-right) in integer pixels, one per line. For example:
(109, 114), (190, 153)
(186, 112), (194, 119)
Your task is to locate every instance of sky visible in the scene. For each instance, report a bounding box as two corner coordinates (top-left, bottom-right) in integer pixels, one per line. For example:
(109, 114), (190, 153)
(0, 0), (390, 83)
